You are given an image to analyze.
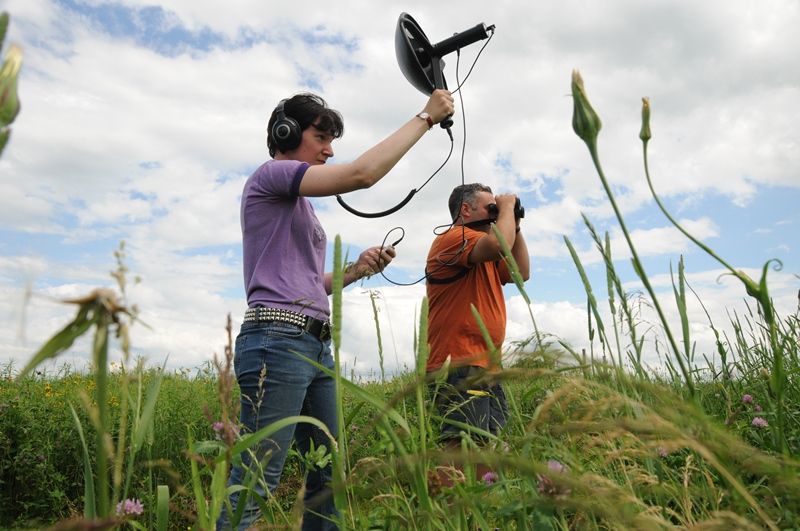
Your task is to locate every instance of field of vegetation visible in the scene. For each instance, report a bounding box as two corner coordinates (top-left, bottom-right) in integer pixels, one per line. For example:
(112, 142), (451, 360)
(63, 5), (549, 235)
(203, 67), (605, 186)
(2, 288), (799, 530)
(1, 19), (798, 529)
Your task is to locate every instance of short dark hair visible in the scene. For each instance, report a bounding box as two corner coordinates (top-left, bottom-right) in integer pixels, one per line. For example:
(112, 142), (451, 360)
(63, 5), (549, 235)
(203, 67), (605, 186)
(448, 183), (493, 221)
(267, 93), (344, 157)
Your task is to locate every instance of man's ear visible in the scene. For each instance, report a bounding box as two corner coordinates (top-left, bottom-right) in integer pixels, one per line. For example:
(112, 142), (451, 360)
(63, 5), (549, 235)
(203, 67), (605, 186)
(460, 202), (471, 219)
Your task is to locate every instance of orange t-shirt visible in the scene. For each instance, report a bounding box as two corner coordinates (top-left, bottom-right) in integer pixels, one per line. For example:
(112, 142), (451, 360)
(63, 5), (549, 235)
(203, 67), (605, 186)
(425, 226), (510, 372)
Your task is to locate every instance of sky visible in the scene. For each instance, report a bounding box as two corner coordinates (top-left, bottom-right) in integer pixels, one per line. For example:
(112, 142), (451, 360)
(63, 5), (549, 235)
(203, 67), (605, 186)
(0, 0), (798, 379)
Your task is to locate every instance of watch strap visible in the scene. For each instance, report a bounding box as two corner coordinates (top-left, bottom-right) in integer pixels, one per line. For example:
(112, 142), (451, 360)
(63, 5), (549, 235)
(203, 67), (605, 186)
(417, 112), (434, 130)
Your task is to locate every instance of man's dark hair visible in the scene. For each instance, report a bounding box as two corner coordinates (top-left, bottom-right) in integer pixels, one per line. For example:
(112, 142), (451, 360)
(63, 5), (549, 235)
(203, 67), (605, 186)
(267, 93), (344, 157)
(448, 183), (493, 221)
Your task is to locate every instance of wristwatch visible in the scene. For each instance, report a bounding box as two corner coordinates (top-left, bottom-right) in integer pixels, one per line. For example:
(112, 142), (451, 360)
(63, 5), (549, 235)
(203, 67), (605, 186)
(416, 111), (434, 130)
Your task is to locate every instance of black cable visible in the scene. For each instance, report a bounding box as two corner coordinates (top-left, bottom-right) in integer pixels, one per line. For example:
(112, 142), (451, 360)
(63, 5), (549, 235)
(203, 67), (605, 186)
(335, 134), (454, 218)
(374, 222), (472, 287)
(449, 27), (495, 95)
(335, 29), (494, 219)
(359, 30), (497, 284)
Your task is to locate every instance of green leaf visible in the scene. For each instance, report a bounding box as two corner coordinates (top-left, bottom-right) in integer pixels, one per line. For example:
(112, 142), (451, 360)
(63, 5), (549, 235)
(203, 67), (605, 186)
(17, 304), (96, 379)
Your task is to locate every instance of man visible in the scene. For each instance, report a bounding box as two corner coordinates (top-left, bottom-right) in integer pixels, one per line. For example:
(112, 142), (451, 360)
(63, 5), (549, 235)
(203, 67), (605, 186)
(425, 183), (530, 484)
(219, 90), (454, 530)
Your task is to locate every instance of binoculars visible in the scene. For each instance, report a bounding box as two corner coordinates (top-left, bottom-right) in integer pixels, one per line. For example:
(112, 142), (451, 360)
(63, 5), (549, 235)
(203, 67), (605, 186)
(487, 197), (525, 220)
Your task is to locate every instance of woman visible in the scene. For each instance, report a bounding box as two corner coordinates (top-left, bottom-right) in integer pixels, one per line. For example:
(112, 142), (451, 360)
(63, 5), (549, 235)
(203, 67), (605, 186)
(218, 89), (454, 530)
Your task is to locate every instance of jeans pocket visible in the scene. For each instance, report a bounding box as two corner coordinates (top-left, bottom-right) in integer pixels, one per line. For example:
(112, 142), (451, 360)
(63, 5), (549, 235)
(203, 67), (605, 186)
(265, 321), (305, 339)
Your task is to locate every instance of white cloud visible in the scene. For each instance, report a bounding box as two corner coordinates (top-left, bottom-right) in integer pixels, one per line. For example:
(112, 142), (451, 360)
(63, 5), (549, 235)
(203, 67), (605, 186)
(0, 0), (797, 377)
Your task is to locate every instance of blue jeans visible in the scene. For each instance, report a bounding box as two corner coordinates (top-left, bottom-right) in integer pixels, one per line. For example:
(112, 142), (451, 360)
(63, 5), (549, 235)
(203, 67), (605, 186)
(216, 321), (339, 530)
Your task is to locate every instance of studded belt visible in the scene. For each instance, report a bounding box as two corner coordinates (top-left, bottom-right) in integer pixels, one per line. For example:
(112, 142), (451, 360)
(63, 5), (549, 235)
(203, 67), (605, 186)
(243, 307), (331, 341)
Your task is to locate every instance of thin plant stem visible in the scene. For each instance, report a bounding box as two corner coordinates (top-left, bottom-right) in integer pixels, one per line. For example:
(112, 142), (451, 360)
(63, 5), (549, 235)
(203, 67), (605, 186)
(570, 72), (695, 396)
(640, 98), (787, 453)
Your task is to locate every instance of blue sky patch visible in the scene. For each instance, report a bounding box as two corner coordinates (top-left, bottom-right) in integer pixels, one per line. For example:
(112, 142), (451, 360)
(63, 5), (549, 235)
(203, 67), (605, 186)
(56, 0), (226, 56)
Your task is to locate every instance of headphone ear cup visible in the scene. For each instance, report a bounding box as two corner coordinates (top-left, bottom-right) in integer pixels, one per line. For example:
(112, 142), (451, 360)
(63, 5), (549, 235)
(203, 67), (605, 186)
(272, 101), (302, 152)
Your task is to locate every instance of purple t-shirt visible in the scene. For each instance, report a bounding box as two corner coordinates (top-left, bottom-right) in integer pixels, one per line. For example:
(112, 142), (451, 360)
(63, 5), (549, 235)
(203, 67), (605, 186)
(241, 159), (329, 320)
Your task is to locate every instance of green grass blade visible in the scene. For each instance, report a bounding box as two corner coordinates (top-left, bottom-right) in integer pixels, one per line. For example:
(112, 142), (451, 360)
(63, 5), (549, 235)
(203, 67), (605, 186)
(223, 414), (337, 463)
(671, 257), (692, 365)
(469, 303), (498, 365)
(156, 484), (169, 531)
(490, 223), (530, 305)
(69, 402), (96, 519)
(92, 314), (111, 517)
(131, 363), (164, 451)
(415, 296), (429, 447)
(282, 349), (412, 434)
(563, 235), (609, 353)
(188, 429), (210, 529)
(329, 235), (349, 525)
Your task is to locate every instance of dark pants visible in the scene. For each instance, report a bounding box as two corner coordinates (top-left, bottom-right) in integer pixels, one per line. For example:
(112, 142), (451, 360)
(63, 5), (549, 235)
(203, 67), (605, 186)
(429, 365), (508, 443)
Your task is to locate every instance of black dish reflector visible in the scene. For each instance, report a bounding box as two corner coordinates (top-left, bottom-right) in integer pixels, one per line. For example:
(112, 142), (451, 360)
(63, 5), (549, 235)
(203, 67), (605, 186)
(395, 13), (443, 94)
(395, 13), (494, 95)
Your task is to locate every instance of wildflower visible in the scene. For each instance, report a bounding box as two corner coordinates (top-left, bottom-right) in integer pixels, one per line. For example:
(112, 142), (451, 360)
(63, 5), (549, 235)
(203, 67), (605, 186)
(116, 498), (144, 516)
(570, 70), (602, 150)
(754, 404), (763, 412)
(482, 471), (498, 485)
(537, 460), (570, 498)
(742, 394), (754, 405)
(212, 420), (239, 442)
(752, 417), (769, 428)
(656, 446), (669, 458)
(546, 459), (566, 473)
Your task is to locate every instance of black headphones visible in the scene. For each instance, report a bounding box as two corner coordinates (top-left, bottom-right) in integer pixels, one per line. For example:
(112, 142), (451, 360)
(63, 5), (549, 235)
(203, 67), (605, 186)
(271, 99), (302, 152)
